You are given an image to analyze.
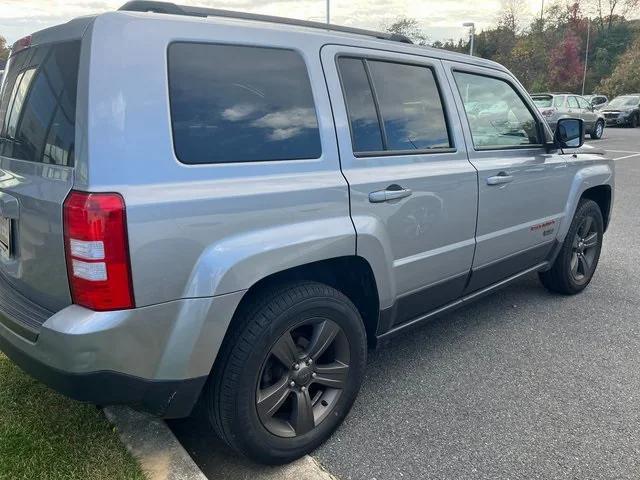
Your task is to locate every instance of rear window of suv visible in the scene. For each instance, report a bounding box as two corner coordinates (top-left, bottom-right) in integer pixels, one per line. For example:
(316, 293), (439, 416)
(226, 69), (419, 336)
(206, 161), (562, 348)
(168, 43), (322, 164)
(0, 41), (80, 166)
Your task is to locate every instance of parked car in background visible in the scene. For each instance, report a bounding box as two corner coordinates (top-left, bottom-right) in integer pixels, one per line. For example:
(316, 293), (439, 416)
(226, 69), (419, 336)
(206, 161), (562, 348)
(0, 1), (615, 465)
(601, 95), (640, 127)
(0, 70), (4, 85)
(584, 94), (608, 110)
(531, 93), (606, 139)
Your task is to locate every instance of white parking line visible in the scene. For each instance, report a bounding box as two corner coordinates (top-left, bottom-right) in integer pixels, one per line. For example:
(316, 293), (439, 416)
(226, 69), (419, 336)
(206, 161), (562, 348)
(613, 153), (640, 161)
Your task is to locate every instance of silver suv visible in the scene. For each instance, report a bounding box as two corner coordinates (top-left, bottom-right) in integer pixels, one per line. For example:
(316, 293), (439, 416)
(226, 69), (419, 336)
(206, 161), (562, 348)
(0, 1), (615, 464)
(532, 93), (606, 139)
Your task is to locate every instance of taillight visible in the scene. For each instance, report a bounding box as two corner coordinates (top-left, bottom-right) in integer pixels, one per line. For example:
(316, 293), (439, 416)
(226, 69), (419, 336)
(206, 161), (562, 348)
(63, 191), (134, 311)
(11, 35), (32, 56)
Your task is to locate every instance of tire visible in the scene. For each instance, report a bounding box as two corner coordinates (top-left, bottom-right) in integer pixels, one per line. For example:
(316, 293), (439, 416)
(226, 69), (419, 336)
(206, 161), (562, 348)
(205, 281), (367, 464)
(590, 120), (604, 139)
(539, 199), (603, 295)
(631, 114), (639, 128)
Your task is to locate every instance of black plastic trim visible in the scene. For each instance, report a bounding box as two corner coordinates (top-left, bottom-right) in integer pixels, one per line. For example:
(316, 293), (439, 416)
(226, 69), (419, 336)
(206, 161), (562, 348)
(464, 242), (554, 294)
(377, 261), (549, 341)
(376, 243), (557, 337)
(0, 333), (206, 418)
(392, 273), (469, 327)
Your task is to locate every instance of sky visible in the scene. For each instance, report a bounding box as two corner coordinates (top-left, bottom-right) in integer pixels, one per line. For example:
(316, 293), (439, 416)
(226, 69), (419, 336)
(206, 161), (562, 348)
(0, 0), (546, 45)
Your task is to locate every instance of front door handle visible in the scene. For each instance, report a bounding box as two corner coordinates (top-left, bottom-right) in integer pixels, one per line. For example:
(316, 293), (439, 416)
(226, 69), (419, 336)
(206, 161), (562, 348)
(486, 172), (514, 186)
(369, 187), (413, 203)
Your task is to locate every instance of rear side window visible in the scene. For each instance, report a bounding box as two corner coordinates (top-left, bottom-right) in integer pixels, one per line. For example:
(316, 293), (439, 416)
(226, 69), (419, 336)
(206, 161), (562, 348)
(368, 61), (451, 151)
(0, 41), (80, 166)
(168, 43), (321, 164)
(337, 58), (384, 152)
(337, 57), (451, 155)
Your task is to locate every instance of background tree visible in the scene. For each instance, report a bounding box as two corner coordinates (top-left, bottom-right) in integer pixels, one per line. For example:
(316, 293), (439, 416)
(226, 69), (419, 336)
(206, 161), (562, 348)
(0, 36), (9, 63)
(598, 36), (640, 96)
(385, 17), (429, 45)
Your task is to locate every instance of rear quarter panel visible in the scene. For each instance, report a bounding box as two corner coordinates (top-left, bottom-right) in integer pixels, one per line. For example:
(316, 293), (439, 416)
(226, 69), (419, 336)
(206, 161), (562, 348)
(80, 13), (355, 307)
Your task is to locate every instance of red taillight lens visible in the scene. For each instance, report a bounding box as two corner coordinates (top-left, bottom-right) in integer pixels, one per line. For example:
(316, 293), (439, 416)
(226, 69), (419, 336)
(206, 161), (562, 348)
(63, 191), (134, 311)
(11, 35), (32, 55)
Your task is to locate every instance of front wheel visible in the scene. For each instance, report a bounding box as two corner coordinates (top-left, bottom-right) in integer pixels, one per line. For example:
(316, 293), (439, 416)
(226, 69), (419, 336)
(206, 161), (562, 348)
(631, 114), (639, 128)
(590, 120), (604, 139)
(539, 199), (603, 294)
(205, 282), (367, 464)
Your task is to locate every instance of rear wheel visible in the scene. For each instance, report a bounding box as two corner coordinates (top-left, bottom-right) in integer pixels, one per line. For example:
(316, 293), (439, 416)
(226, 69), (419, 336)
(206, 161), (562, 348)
(539, 199), (603, 294)
(205, 282), (367, 464)
(590, 120), (604, 139)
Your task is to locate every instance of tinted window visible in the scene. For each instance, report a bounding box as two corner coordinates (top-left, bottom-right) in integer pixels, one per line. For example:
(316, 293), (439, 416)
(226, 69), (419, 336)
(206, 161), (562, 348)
(0, 42), (80, 165)
(337, 58), (451, 154)
(368, 61), (451, 151)
(453, 72), (540, 149)
(168, 43), (321, 164)
(567, 97), (579, 109)
(337, 57), (383, 152)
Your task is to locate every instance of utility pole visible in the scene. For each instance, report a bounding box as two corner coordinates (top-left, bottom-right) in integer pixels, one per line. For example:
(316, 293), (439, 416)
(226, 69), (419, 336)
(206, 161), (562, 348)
(326, 0), (330, 24)
(581, 18), (590, 96)
(463, 22), (475, 56)
(541, 0), (544, 22)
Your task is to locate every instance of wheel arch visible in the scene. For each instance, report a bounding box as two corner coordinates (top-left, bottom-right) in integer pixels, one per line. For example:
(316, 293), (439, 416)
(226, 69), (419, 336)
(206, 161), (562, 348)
(581, 184), (612, 231)
(227, 256), (381, 348)
(558, 162), (614, 242)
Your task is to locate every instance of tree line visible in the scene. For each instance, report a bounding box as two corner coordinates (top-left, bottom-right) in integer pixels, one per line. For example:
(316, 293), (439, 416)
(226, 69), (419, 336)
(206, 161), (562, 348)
(386, 0), (640, 96)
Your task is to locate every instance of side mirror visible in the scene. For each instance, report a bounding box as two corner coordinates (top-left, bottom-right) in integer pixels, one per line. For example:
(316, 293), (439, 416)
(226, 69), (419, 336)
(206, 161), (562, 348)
(555, 118), (584, 149)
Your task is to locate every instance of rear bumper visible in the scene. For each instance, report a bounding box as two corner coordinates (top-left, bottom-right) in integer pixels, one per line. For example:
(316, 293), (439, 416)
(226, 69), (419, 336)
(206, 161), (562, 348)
(0, 289), (245, 417)
(0, 331), (206, 417)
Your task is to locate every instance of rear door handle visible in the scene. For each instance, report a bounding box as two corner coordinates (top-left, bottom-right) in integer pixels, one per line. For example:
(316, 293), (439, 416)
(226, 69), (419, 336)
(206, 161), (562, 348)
(369, 187), (413, 203)
(486, 173), (514, 186)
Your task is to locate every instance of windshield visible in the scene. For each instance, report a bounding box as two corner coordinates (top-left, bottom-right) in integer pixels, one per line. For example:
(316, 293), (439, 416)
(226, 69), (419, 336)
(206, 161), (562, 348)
(532, 96), (553, 108)
(608, 96), (639, 108)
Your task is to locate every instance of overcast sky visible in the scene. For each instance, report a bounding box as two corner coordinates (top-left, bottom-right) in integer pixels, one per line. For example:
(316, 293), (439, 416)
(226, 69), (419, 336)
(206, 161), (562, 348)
(0, 0), (548, 44)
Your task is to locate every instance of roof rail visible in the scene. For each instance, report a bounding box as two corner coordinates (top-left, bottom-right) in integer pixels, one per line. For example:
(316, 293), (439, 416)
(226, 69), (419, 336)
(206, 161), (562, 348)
(118, 1), (413, 44)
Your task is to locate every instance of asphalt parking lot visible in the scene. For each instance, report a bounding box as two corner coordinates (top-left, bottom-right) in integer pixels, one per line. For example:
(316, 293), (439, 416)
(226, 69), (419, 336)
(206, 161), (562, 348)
(171, 127), (640, 479)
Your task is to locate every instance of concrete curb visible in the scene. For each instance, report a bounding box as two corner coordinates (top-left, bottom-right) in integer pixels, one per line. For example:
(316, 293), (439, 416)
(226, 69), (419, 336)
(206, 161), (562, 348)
(104, 406), (207, 480)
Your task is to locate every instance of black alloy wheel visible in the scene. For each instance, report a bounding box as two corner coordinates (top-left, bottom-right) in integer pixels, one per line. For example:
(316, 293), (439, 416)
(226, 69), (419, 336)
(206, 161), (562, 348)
(205, 282), (367, 464)
(256, 318), (350, 438)
(539, 199), (604, 294)
(569, 215), (599, 283)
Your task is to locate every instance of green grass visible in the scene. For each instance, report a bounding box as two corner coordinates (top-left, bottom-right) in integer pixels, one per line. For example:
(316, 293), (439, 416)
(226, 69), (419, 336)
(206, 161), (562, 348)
(0, 353), (146, 480)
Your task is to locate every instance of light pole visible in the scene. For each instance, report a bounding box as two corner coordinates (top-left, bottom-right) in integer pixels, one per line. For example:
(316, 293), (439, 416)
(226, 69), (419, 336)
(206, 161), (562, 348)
(326, 0), (330, 24)
(581, 18), (590, 96)
(463, 22), (475, 56)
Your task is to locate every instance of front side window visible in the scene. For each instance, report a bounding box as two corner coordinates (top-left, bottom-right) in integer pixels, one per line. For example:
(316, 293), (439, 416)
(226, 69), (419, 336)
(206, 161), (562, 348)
(337, 57), (452, 154)
(168, 43), (321, 164)
(453, 71), (540, 149)
(567, 97), (579, 109)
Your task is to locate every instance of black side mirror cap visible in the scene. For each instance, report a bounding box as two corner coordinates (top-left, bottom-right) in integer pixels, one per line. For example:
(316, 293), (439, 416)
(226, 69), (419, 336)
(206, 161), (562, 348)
(555, 118), (584, 149)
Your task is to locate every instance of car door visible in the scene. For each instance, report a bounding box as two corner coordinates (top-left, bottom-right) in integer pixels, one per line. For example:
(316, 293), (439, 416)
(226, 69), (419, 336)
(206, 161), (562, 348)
(577, 96), (597, 130)
(567, 96), (581, 119)
(444, 63), (573, 293)
(321, 46), (478, 328)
